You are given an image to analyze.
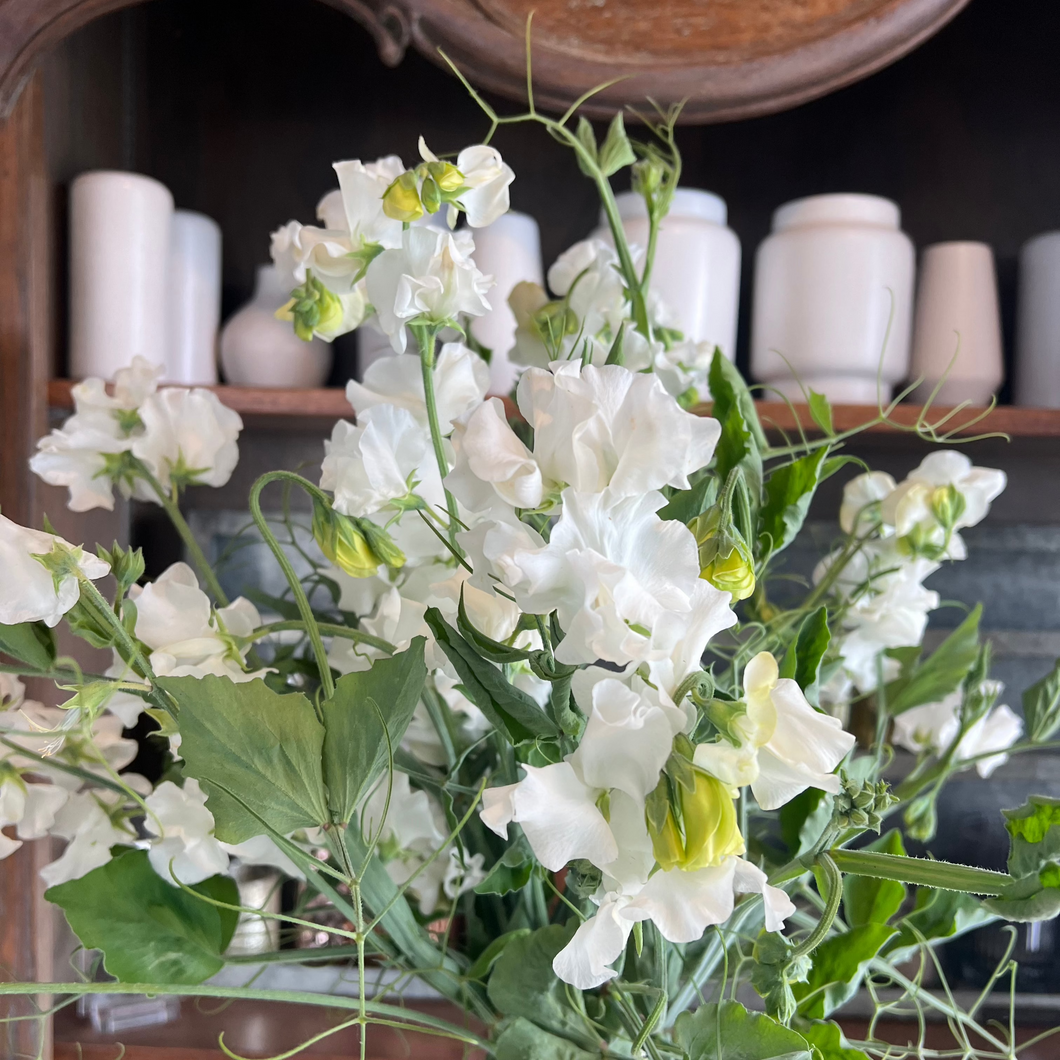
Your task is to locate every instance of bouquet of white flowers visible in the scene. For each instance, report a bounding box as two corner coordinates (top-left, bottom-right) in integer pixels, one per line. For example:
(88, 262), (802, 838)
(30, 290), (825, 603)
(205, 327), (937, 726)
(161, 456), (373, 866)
(3, 80), (1060, 1060)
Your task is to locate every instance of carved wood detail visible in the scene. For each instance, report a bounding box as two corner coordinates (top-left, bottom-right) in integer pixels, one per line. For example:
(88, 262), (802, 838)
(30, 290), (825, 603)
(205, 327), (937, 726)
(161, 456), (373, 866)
(0, 0), (970, 122)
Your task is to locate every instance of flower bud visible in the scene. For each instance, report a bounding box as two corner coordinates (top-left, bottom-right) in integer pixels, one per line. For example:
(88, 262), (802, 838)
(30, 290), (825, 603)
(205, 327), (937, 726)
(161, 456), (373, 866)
(382, 171), (424, 222)
(931, 483), (966, 531)
(312, 499), (405, 578)
(631, 158), (664, 198)
(420, 176), (442, 215)
(689, 508), (756, 602)
(426, 160), (464, 194)
(647, 769), (744, 872)
(277, 275), (345, 342)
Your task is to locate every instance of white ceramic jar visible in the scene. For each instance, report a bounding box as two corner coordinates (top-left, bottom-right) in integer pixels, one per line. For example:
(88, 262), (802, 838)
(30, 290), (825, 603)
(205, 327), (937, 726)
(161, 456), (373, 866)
(166, 210), (222, 385)
(1015, 231), (1060, 407)
(69, 171), (174, 380)
(909, 241), (1003, 407)
(593, 188), (741, 359)
(470, 211), (544, 394)
(750, 193), (915, 404)
(220, 265), (331, 387)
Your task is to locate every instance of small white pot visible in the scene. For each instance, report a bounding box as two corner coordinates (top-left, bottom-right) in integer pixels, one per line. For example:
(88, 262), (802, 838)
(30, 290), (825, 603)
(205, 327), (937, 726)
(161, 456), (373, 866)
(220, 265), (331, 388)
(751, 193), (914, 404)
(909, 241), (1003, 407)
(166, 210), (221, 385)
(1015, 231), (1060, 407)
(594, 188), (741, 360)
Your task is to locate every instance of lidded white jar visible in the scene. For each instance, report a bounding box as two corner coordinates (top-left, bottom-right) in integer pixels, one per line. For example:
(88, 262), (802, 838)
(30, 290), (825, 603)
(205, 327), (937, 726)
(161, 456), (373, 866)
(593, 188), (741, 360)
(750, 193), (915, 404)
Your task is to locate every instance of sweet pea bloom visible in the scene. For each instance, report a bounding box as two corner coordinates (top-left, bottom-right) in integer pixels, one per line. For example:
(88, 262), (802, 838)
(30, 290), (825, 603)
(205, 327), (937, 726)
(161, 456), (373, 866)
(333, 155), (407, 249)
(144, 778), (229, 885)
(0, 515), (111, 627)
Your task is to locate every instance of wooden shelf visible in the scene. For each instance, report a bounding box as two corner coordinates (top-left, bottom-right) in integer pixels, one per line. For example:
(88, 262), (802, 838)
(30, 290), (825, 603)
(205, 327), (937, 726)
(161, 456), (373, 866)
(47, 379), (1060, 439)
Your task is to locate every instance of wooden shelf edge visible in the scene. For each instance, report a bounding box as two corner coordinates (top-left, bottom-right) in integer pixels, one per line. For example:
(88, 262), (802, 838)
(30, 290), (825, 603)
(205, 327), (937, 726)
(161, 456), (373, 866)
(47, 379), (1060, 438)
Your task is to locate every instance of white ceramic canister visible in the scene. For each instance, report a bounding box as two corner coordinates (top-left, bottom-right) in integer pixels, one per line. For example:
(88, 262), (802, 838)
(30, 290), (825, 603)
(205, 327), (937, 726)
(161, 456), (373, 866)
(470, 211), (544, 394)
(166, 210), (222, 385)
(69, 171), (174, 379)
(750, 193), (914, 404)
(909, 241), (1003, 406)
(220, 265), (331, 387)
(593, 188), (741, 359)
(1015, 231), (1060, 407)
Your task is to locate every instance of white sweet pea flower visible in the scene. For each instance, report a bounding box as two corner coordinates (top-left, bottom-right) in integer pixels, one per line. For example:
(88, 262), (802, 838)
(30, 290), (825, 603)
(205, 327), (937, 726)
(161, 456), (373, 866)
(320, 405), (439, 518)
(0, 515), (110, 627)
(458, 506), (547, 597)
(269, 221), (361, 294)
(40, 789), (137, 887)
(506, 489), (701, 667)
(892, 688), (1022, 778)
(144, 778), (230, 885)
(451, 144), (514, 228)
(333, 155), (406, 250)
(365, 227), (492, 353)
(133, 388), (242, 493)
(840, 471), (898, 536)
(328, 586), (431, 675)
(345, 342), (489, 435)
(650, 337), (715, 401)
(548, 240), (629, 338)
(222, 834), (304, 879)
(0, 776), (69, 860)
(0, 674), (25, 710)
(695, 652), (856, 811)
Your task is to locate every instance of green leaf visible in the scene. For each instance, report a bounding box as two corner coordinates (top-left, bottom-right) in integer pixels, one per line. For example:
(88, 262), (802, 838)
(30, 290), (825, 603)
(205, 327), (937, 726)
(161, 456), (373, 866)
(759, 447), (829, 558)
(658, 475), (718, 524)
(793, 924), (896, 1019)
(709, 350), (768, 451)
(476, 835), (535, 896)
(714, 403), (763, 509)
(807, 391), (834, 436)
(984, 869), (1060, 923)
(597, 113), (636, 177)
(780, 607), (831, 707)
(0, 621), (56, 671)
(799, 1021), (869, 1060)
(779, 788), (826, 857)
(575, 117), (597, 176)
(458, 593), (531, 664)
(885, 606), (982, 716)
(159, 675), (330, 843)
(1023, 659), (1060, 742)
(488, 924), (589, 1045)
(495, 1017), (598, 1060)
(322, 639), (427, 825)
(675, 1000), (812, 1060)
(425, 608), (559, 745)
(843, 829), (906, 927)
(1001, 796), (1060, 878)
(467, 929), (532, 982)
(46, 848), (238, 985)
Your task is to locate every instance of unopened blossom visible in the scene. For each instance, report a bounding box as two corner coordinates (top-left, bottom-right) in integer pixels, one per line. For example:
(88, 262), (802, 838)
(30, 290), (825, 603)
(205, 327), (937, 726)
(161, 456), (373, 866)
(892, 688), (1022, 778)
(133, 388), (242, 493)
(144, 778), (230, 885)
(694, 651), (855, 811)
(0, 514), (110, 627)
(365, 227), (492, 353)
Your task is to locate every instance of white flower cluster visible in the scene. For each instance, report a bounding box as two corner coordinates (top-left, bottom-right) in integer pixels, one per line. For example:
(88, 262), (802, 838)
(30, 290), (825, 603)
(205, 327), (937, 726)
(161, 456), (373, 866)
(30, 357), (242, 512)
(817, 452), (1007, 698)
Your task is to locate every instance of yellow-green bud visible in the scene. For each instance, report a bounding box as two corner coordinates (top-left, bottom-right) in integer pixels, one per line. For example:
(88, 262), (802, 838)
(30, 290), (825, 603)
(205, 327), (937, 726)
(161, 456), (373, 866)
(420, 176), (442, 214)
(648, 770), (744, 872)
(277, 275), (344, 342)
(426, 160), (464, 193)
(930, 483), (966, 531)
(382, 171), (424, 222)
(312, 499), (405, 578)
(631, 158), (664, 198)
(689, 508), (756, 601)
(532, 300), (580, 345)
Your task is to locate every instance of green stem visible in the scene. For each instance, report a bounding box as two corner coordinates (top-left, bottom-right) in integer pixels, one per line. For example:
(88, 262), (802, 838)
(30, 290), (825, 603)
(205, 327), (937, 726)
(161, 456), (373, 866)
(791, 852), (842, 961)
(411, 325), (463, 551)
(248, 471), (334, 700)
(135, 461), (230, 606)
(75, 573), (156, 688)
(830, 848), (1012, 896)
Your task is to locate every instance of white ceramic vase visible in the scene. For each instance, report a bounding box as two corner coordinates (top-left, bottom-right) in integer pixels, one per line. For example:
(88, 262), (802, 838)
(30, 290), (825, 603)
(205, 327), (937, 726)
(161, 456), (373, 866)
(909, 242), (1003, 406)
(1015, 231), (1060, 407)
(593, 188), (741, 359)
(69, 170), (174, 379)
(166, 210), (221, 384)
(470, 211), (544, 394)
(220, 265), (331, 387)
(750, 193), (915, 404)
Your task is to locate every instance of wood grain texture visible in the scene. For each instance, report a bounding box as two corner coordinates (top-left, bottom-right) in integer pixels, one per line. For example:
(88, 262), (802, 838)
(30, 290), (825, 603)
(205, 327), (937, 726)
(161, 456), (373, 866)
(0, 0), (970, 123)
(48, 379), (1060, 438)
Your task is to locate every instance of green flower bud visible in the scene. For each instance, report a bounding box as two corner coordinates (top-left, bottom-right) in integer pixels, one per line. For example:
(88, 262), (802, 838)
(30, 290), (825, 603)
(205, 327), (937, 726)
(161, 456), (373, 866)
(277, 275), (344, 342)
(689, 508), (756, 602)
(311, 499), (405, 578)
(931, 483), (966, 531)
(647, 769), (744, 872)
(426, 160), (464, 194)
(420, 175), (442, 214)
(382, 171), (424, 222)
(631, 157), (664, 198)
